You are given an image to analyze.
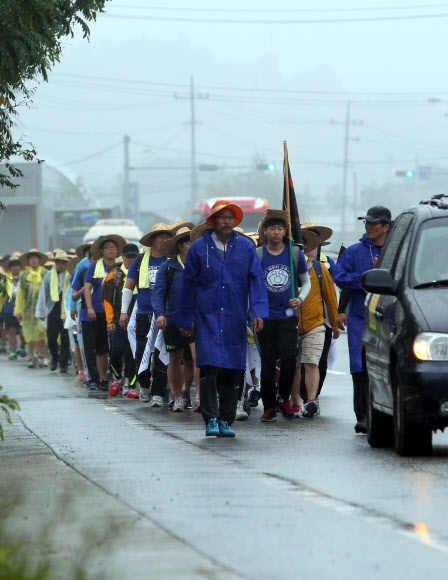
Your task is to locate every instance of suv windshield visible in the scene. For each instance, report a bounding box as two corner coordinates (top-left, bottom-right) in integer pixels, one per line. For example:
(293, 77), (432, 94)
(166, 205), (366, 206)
(411, 217), (448, 287)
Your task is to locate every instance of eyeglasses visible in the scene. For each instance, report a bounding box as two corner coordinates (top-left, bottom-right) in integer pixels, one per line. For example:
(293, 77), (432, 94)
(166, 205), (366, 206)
(363, 220), (387, 226)
(214, 214), (235, 221)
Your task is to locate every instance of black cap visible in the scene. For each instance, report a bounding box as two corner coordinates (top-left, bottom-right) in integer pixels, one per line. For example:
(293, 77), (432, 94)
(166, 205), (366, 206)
(121, 243), (139, 256)
(357, 205), (392, 223)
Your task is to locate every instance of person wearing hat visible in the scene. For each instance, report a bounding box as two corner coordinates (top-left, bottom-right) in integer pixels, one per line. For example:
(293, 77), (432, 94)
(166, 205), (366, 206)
(152, 226), (200, 412)
(177, 200), (269, 437)
(1, 253), (26, 360)
(102, 243), (140, 398)
(290, 228), (340, 418)
(74, 234), (126, 390)
(14, 249), (48, 368)
(119, 223), (173, 406)
(333, 205), (392, 434)
(35, 251), (71, 373)
(256, 209), (311, 422)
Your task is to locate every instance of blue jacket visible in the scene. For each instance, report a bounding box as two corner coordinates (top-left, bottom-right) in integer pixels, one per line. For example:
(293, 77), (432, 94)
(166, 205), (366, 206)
(333, 234), (381, 373)
(177, 229), (269, 370)
(152, 257), (184, 326)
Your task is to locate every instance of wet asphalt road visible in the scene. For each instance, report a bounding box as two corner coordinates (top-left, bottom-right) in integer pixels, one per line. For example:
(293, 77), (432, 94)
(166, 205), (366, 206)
(2, 333), (448, 579)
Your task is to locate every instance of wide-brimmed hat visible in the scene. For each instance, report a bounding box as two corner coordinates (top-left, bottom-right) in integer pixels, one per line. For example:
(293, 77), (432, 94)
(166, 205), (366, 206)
(67, 256), (80, 275)
(161, 226), (193, 258)
(205, 200), (243, 226)
(166, 219), (195, 233)
(20, 248), (47, 267)
(4, 252), (22, 272)
(190, 223), (212, 243)
(90, 234), (127, 260)
(75, 242), (93, 259)
(54, 250), (69, 262)
(302, 230), (321, 254)
(139, 223), (173, 247)
(257, 210), (289, 243)
(234, 227), (256, 247)
(301, 221), (333, 243)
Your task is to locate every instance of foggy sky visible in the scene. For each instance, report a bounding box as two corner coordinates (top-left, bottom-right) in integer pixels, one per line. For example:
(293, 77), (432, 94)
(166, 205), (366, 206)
(13, 0), (448, 219)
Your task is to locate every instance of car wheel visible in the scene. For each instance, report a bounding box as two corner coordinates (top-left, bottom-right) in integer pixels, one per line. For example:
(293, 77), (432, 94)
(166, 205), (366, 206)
(393, 371), (432, 456)
(366, 372), (394, 447)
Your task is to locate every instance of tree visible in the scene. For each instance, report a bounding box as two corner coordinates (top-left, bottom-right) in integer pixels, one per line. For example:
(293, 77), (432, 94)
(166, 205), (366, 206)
(0, 0), (110, 190)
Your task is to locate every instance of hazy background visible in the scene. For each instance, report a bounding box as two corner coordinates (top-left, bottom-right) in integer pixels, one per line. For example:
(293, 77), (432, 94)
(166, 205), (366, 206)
(12, 0), (448, 245)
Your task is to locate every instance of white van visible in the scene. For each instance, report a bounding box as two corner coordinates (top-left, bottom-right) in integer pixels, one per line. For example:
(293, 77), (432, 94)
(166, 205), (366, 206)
(83, 219), (143, 247)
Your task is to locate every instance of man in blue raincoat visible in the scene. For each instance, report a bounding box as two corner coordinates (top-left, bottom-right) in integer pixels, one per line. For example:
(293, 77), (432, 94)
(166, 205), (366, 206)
(333, 205), (392, 434)
(177, 200), (269, 438)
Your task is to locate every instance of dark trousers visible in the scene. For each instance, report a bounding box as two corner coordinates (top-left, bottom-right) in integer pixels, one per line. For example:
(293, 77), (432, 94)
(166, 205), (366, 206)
(199, 365), (243, 425)
(300, 326), (333, 402)
(135, 313), (167, 396)
(258, 317), (298, 410)
(81, 314), (108, 383)
(47, 307), (70, 369)
(109, 326), (136, 381)
(352, 370), (367, 421)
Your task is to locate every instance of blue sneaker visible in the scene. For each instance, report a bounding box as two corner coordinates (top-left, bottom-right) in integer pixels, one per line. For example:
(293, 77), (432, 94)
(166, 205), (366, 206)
(19, 345), (27, 358)
(302, 400), (318, 419)
(218, 419), (235, 437)
(9, 351), (17, 360)
(206, 418), (220, 437)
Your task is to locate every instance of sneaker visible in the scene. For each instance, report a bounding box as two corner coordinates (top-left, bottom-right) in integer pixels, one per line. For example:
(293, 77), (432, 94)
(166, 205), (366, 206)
(168, 394), (175, 409)
(8, 351), (17, 360)
(292, 403), (301, 418)
(354, 418), (367, 434)
(77, 370), (86, 381)
(235, 400), (248, 421)
(19, 345), (27, 358)
(302, 400), (318, 419)
(260, 408), (277, 422)
(206, 417), (220, 437)
(139, 387), (150, 402)
(173, 397), (185, 412)
(37, 356), (44, 368)
(182, 391), (192, 409)
(315, 398), (321, 416)
(27, 358), (37, 369)
(248, 388), (261, 408)
(87, 380), (98, 390)
(276, 397), (294, 420)
(43, 358), (50, 367)
(193, 396), (201, 413)
(125, 388), (139, 399)
(109, 378), (122, 397)
(99, 380), (109, 391)
(218, 419), (235, 437)
(59, 367), (68, 374)
(50, 362), (58, 372)
(243, 399), (251, 416)
(149, 395), (164, 407)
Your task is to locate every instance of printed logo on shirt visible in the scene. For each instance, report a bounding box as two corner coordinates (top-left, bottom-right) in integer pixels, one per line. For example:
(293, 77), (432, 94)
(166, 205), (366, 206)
(264, 265), (291, 293)
(148, 266), (159, 289)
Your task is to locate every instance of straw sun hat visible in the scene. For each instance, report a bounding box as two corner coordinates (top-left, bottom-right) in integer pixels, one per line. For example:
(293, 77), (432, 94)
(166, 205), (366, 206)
(20, 248), (48, 267)
(89, 234), (127, 260)
(161, 226), (193, 258)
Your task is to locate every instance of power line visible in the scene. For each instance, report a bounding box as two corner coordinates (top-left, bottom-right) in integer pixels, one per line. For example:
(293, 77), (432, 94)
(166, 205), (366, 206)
(60, 141), (122, 166)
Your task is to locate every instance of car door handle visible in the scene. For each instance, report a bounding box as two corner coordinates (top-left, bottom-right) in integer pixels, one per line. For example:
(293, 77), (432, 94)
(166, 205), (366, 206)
(374, 311), (383, 321)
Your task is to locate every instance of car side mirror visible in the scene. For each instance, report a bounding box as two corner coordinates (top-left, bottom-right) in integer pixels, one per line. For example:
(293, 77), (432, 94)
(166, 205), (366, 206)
(361, 268), (398, 296)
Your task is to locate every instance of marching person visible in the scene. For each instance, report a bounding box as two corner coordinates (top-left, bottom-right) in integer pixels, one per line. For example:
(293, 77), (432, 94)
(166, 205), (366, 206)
(1, 253), (26, 360)
(152, 225), (200, 412)
(73, 234), (126, 390)
(256, 209), (311, 422)
(177, 200), (269, 437)
(119, 223), (173, 406)
(14, 249), (48, 368)
(35, 250), (71, 373)
(333, 205), (392, 434)
(102, 243), (139, 398)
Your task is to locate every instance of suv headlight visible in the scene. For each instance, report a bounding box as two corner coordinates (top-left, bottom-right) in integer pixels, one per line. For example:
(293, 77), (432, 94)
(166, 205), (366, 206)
(414, 333), (448, 361)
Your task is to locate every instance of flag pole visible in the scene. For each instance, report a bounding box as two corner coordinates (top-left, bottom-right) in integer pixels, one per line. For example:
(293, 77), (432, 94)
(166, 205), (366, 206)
(283, 141), (295, 298)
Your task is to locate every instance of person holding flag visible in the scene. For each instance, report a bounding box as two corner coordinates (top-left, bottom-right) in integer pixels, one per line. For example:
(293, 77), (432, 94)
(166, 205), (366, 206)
(257, 209), (310, 422)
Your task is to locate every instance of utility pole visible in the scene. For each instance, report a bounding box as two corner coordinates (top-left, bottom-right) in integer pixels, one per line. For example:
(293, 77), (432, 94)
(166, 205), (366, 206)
(174, 76), (209, 206)
(331, 103), (362, 239)
(123, 134), (131, 217)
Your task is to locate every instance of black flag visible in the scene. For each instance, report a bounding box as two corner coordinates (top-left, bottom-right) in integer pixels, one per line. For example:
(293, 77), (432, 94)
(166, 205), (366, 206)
(282, 161), (303, 247)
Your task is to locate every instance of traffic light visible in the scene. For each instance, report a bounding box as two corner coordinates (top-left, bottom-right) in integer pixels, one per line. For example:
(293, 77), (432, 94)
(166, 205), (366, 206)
(257, 163), (276, 171)
(395, 169), (415, 178)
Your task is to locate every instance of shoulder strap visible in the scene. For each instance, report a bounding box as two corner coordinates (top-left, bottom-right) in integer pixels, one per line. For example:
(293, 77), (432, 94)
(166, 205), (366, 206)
(313, 259), (323, 289)
(164, 263), (176, 308)
(256, 246), (263, 262)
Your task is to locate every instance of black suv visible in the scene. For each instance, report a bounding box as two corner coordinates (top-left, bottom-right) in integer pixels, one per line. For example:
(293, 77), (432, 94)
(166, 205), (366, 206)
(361, 194), (448, 456)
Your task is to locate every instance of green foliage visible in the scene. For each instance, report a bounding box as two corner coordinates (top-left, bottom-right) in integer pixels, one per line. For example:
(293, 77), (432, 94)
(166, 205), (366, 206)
(0, 0), (110, 189)
(0, 386), (20, 441)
